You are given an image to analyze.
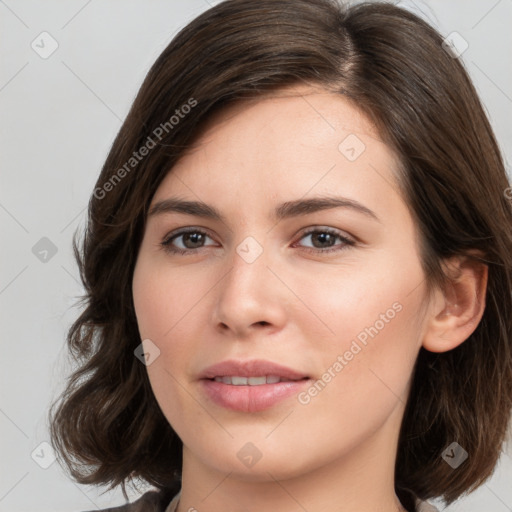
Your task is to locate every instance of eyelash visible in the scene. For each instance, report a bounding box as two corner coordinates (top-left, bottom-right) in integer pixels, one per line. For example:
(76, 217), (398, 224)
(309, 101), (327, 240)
(160, 226), (355, 256)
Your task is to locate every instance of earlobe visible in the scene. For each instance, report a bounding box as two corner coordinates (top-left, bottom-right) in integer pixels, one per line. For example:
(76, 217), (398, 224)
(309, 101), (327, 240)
(422, 255), (488, 353)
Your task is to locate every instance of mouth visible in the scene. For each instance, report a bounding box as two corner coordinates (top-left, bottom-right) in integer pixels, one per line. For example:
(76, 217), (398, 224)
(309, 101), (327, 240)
(210, 375), (308, 385)
(199, 359), (311, 412)
(199, 358), (309, 381)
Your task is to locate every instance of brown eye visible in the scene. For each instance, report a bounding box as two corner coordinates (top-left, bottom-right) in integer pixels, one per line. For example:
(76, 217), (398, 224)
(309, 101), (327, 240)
(296, 228), (355, 254)
(178, 232), (207, 249)
(161, 228), (216, 254)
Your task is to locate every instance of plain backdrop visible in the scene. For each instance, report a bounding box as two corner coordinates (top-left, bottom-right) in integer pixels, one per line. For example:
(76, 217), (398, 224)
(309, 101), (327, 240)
(1, 1), (511, 511)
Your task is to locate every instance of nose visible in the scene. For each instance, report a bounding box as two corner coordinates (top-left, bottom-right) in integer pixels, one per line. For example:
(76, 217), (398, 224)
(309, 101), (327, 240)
(212, 241), (288, 339)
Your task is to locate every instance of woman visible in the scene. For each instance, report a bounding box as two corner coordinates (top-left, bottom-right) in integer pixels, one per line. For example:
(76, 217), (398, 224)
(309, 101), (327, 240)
(48, 1), (512, 511)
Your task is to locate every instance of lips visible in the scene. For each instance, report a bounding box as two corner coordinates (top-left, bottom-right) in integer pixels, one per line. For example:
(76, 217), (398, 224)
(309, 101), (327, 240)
(214, 375), (287, 385)
(199, 359), (310, 412)
(200, 359), (309, 380)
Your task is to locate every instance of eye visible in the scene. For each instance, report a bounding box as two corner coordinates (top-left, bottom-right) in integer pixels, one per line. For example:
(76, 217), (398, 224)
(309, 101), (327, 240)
(161, 228), (216, 255)
(293, 227), (355, 254)
(160, 226), (355, 256)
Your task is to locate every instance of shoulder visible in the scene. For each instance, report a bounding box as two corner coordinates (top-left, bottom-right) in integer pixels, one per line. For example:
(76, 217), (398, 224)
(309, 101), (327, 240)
(82, 488), (178, 512)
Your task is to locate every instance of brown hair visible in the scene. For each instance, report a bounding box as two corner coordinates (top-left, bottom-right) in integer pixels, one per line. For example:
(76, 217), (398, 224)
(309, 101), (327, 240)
(48, 0), (512, 508)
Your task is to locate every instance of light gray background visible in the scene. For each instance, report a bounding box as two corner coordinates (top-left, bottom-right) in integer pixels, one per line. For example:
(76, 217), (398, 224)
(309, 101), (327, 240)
(1, 1), (511, 511)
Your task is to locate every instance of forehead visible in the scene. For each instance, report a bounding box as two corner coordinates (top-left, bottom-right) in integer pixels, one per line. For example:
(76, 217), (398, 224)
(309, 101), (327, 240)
(150, 84), (405, 227)
(186, 83), (384, 155)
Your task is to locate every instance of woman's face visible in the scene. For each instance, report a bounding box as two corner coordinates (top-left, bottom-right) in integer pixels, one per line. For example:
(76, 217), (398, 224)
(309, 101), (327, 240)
(132, 85), (431, 481)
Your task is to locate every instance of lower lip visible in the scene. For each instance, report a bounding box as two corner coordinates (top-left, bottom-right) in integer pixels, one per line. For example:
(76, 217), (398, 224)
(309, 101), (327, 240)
(201, 379), (310, 412)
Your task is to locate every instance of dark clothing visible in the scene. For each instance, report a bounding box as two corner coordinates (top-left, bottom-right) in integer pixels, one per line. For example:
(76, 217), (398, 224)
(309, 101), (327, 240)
(83, 488), (177, 512)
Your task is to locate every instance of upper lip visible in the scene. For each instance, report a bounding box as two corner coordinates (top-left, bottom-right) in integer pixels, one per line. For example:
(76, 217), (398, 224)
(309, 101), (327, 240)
(199, 359), (309, 380)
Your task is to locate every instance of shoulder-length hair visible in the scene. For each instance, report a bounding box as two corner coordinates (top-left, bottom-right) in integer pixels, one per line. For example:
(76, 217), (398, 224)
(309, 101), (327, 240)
(49, 0), (512, 508)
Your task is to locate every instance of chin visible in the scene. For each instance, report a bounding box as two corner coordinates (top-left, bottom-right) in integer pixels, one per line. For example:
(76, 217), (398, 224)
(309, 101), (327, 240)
(192, 439), (316, 481)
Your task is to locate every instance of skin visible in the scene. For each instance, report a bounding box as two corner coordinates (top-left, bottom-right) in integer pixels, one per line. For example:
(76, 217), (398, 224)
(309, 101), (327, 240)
(132, 84), (487, 512)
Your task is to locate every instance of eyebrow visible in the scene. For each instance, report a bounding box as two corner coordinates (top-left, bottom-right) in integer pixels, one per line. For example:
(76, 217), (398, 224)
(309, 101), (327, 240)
(148, 196), (380, 223)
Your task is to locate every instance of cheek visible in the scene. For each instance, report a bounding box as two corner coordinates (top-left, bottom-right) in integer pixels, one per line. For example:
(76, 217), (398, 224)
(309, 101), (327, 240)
(132, 256), (160, 338)
(132, 257), (203, 426)
(132, 254), (206, 341)
(290, 252), (425, 402)
(289, 250), (423, 344)
(288, 271), (424, 467)
(132, 255), (211, 390)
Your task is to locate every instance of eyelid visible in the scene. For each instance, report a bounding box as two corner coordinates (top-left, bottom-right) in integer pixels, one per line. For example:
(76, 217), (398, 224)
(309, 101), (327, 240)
(295, 225), (355, 243)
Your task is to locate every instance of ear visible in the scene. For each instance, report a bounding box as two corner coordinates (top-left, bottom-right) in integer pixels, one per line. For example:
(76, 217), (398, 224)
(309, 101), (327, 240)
(422, 255), (488, 353)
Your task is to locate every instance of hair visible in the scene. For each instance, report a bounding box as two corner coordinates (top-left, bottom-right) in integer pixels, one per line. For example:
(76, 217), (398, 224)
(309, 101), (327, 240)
(48, 0), (512, 509)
